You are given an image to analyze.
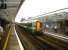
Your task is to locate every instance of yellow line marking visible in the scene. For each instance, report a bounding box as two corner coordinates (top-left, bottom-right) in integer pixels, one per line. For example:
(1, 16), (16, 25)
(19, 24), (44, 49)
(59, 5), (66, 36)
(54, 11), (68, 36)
(3, 27), (11, 50)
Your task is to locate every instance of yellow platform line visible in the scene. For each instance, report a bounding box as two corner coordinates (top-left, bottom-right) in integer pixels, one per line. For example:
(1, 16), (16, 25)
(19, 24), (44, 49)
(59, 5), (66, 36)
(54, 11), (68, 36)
(3, 27), (11, 50)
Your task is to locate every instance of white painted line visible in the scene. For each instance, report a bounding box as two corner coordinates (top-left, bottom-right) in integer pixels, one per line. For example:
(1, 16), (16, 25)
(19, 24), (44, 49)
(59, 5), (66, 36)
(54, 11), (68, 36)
(14, 27), (24, 50)
(43, 31), (68, 41)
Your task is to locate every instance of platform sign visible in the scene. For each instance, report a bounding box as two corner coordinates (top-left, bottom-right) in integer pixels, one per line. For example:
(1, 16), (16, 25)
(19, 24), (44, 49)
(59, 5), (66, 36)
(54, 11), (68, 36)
(45, 16), (48, 21)
(0, 0), (7, 9)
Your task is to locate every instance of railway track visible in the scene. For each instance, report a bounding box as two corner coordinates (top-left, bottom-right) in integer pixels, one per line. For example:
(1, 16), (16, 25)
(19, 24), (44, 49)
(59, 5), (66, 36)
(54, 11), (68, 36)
(15, 25), (59, 50)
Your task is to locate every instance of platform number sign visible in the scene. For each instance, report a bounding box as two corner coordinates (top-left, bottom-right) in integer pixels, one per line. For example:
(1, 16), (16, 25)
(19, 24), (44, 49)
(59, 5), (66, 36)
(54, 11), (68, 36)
(0, 0), (7, 9)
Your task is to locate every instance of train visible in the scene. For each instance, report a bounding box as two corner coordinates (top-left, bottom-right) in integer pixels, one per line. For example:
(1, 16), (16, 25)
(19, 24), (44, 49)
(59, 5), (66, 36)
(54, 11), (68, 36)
(18, 18), (68, 36)
(18, 9), (68, 35)
(19, 19), (43, 35)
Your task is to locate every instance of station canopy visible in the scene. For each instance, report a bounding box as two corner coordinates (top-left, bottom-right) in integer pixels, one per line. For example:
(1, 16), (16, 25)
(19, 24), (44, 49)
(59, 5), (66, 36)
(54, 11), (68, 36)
(0, 0), (24, 22)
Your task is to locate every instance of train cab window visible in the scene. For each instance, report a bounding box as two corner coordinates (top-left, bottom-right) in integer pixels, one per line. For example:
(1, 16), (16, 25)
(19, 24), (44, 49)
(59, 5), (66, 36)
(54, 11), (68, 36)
(36, 21), (42, 31)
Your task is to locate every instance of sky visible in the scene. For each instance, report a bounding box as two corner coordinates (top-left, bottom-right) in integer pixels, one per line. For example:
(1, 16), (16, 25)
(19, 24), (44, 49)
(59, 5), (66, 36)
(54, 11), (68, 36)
(15, 0), (68, 22)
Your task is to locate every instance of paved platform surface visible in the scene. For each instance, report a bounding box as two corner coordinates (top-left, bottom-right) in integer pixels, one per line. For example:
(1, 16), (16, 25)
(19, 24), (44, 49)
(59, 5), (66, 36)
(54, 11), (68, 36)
(6, 25), (20, 50)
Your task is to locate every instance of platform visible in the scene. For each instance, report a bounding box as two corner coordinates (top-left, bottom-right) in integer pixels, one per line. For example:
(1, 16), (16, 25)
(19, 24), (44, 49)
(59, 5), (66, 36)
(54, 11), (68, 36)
(6, 30), (20, 50)
(5, 25), (21, 50)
